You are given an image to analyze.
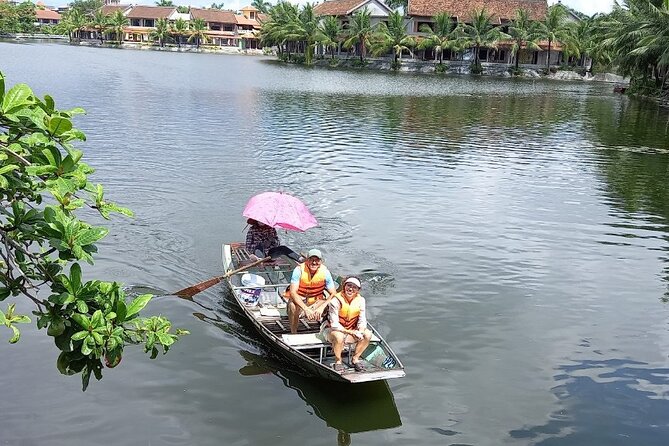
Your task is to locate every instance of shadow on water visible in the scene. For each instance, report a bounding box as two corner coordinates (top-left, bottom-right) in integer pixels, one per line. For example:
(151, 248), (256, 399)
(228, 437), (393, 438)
(189, 289), (402, 441)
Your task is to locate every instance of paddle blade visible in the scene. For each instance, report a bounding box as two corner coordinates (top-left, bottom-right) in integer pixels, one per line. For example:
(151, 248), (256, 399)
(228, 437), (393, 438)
(174, 276), (223, 299)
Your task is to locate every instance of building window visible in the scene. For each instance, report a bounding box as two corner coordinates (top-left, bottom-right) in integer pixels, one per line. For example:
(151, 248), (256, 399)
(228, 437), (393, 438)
(417, 21), (433, 32)
(144, 19), (154, 27)
(131, 19), (140, 26)
(250, 11), (255, 19)
(224, 25), (233, 31)
(211, 24), (221, 31)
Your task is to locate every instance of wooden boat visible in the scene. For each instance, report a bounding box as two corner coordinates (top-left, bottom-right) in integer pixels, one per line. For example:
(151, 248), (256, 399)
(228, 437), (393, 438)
(222, 243), (405, 383)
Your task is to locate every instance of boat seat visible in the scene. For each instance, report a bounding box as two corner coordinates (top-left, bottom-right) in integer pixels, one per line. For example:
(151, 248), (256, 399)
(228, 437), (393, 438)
(281, 332), (381, 364)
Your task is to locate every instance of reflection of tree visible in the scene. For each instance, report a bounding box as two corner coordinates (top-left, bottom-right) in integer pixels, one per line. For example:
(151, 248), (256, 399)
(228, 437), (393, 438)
(585, 98), (669, 301)
(585, 98), (669, 151)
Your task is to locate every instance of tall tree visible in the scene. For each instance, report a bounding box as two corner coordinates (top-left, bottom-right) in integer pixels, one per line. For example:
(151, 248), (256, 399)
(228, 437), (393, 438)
(417, 11), (460, 65)
(343, 7), (374, 62)
(461, 8), (508, 73)
(252, 0), (271, 14)
(371, 10), (415, 67)
(537, 3), (570, 71)
(90, 9), (109, 44)
(210, 3), (225, 9)
(281, 3), (322, 65)
(109, 9), (128, 44)
(155, 0), (175, 6)
(170, 17), (189, 48)
(150, 17), (171, 47)
(188, 18), (208, 49)
(61, 8), (87, 42)
(319, 15), (342, 59)
(508, 8), (541, 70)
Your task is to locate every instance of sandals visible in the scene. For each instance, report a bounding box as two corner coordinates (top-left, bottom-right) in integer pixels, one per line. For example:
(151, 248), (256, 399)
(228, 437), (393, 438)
(332, 362), (345, 372)
(352, 361), (366, 372)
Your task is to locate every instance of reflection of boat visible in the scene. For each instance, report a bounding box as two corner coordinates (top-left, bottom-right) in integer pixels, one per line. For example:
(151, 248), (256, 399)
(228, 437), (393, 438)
(222, 243), (405, 383)
(238, 349), (402, 434)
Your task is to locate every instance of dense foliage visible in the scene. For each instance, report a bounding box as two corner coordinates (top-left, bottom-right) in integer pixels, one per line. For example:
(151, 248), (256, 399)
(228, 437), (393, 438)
(0, 1), (37, 34)
(0, 72), (187, 390)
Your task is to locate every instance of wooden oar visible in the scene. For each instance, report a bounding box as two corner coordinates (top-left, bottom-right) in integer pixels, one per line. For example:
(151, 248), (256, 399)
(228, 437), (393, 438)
(174, 245), (296, 299)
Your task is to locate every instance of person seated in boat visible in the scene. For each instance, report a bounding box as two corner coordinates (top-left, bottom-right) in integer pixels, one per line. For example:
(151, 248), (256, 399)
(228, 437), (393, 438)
(321, 276), (372, 373)
(286, 249), (337, 334)
(245, 218), (280, 257)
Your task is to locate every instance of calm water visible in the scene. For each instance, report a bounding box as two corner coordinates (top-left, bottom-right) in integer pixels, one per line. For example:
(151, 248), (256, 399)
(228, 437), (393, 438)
(2, 42), (669, 446)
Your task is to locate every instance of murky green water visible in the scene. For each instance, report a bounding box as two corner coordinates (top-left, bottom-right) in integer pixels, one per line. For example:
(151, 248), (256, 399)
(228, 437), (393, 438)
(2, 42), (669, 446)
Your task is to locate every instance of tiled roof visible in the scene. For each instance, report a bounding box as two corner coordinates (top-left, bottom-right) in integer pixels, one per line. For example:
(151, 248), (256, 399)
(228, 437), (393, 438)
(190, 8), (237, 24)
(235, 15), (259, 26)
(101, 5), (131, 16)
(125, 6), (175, 20)
(408, 0), (548, 22)
(240, 5), (259, 11)
(35, 9), (61, 20)
(314, 0), (385, 16)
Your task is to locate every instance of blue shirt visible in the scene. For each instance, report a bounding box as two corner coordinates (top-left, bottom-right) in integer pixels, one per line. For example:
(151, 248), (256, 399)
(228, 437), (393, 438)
(290, 264), (335, 290)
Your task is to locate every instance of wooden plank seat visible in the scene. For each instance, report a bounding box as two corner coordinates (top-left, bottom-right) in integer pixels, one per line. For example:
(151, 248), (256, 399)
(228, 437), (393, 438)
(281, 332), (382, 364)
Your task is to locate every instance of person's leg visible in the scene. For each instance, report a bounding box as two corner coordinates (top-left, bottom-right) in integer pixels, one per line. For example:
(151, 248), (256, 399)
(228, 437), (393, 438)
(328, 330), (346, 364)
(351, 329), (373, 363)
(287, 300), (301, 334)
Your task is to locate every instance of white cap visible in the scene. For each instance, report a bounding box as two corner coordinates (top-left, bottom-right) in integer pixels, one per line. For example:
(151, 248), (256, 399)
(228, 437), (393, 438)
(344, 277), (361, 288)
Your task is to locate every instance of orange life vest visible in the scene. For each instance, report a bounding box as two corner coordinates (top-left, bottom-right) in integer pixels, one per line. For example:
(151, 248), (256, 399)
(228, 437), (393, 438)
(334, 291), (363, 330)
(284, 263), (327, 305)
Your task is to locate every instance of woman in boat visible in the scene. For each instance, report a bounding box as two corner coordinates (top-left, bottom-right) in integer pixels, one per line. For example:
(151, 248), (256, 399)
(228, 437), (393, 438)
(322, 276), (373, 372)
(245, 218), (280, 257)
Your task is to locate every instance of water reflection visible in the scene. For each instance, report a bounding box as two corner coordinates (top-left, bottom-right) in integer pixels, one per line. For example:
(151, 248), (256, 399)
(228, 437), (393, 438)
(191, 292), (402, 442)
(509, 357), (669, 445)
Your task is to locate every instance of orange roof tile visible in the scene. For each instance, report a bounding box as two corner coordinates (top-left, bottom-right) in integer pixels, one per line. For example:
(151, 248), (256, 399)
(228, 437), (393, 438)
(408, 0), (548, 23)
(35, 9), (61, 20)
(191, 7), (237, 24)
(125, 6), (175, 20)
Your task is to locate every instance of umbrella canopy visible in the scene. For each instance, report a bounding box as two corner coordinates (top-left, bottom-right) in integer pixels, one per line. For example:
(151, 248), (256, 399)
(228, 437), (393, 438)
(243, 192), (318, 232)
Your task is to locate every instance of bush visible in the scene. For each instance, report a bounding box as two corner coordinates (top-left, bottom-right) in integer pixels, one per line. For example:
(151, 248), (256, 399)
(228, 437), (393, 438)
(508, 66), (523, 76)
(390, 60), (401, 71)
(0, 71), (187, 390)
(435, 63), (446, 73)
(328, 58), (340, 67)
(470, 62), (483, 75)
(351, 59), (368, 68)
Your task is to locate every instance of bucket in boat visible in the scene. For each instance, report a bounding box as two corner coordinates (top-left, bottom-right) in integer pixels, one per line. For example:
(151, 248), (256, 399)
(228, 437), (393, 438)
(240, 273), (265, 306)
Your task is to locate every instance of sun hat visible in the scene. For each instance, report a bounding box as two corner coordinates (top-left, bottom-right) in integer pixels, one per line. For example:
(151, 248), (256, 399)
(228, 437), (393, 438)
(344, 277), (361, 289)
(307, 249), (322, 260)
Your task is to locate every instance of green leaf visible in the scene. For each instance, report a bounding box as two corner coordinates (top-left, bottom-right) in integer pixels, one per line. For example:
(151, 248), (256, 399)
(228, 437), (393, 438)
(12, 315), (30, 324)
(81, 340), (93, 356)
(126, 294), (152, 319)
(71, 313), (90, 329)
(0, 164), (19, 175)
(2, 83), (33, 114)
(156, 332), (175, 347)
(74, 226), (109, 246)
(69, 263), (82, 292)
(0, 310), (6, 325)
(91, 310), (103, 328)
(76, 300), (88, 313)
(71, 330), (89, 341)
(44, 95), (55, 112)
(0, 72), (4, 104)
(9, 325), (20, 343)
(47, 116), (73, 137)
(115, 300), (127, 323)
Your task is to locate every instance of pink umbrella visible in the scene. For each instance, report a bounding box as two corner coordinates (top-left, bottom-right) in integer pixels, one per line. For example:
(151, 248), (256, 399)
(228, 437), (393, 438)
(243, 192), (318, 232)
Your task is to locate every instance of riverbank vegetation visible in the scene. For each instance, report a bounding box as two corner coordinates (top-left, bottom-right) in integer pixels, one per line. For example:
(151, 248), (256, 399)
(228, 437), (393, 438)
(0, 71), (187, 390)
(260, 0), (669, 100)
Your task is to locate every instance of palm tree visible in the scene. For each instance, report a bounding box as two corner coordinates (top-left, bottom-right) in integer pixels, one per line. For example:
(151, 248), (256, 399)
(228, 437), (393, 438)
(90, 9), (109, 44)
(319, 15), (342, 59)
(62, 9), (87, 42)
(259, 1), (299, 57)
(343, 7), (374, 62)
(508, 8), (541, 70)
(155, 0), (174, 6)
(150, 17), (171, 47)
(461, 8), (509, 73)
(252, 0), (271, 14)
(371, 10), (415, 68)
(170, 17), (189, 48)
(417, 12), (460, 65)
(109, 10), (128, 44)
(537, 3), (571, 72)
(188, 18), (208, 49)
(281, 3), (322, 65)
